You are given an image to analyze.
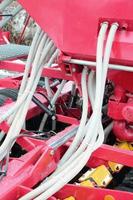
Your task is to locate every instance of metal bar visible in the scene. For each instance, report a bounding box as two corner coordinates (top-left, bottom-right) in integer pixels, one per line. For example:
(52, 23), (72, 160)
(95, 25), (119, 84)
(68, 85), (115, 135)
(56, 114), (79, 125)
(92, 144), (133, 167)
(65, 59), (133, 72)
(42, 67), (73, 81)
(49, 126), (78, 150)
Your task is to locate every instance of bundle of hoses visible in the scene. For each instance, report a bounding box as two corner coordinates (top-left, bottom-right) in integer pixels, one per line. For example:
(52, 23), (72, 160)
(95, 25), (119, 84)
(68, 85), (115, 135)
(0, 26), (62, 162)
(88, 70), (113, 143)
(0, 0), (23, 28)
(20, 22), (119, 200)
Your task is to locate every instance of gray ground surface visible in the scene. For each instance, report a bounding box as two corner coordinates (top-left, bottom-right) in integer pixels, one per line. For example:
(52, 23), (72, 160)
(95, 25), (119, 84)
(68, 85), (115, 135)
(3, 1), (36, 44)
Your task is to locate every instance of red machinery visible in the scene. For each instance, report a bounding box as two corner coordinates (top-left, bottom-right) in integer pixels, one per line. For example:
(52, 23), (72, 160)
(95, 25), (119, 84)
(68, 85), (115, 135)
(0, 0), (133, 200)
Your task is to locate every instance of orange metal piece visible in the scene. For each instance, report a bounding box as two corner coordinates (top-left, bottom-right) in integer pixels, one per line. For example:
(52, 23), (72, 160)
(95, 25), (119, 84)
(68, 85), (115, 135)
(104, 195), (115, 200)
(64, 197), (75, 200)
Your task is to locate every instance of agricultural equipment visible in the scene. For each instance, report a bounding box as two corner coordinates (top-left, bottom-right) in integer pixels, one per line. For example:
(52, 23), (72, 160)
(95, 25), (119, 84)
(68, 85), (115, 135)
(0, 0), (133, 199)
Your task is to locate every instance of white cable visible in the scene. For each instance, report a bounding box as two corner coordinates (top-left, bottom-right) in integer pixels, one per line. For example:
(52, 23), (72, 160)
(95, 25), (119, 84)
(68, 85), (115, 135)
(18, 28), (43, 96)
(58, 67), (88, 165)
(88, 70), (113, 143)
(88, 70), (104, 144)
(44, 45), (58, 99)
(0, 45), (57, 160)
(10, 28), (42, 117)
(45, 77), (53, 99)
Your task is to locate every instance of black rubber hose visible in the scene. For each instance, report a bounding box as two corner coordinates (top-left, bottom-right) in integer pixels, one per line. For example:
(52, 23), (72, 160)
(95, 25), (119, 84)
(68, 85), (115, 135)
(32, 96), (54, 117)
(0, 89), (18, 101)
(0, 88), (55, 117)
(0, 94), (8, 106)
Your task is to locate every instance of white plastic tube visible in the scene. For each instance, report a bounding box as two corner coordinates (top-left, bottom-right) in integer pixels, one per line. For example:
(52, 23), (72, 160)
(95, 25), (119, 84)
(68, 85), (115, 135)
(18, 28), (43, 96)
(39, 79), (66, 131)
(44, 46), (58, 99)
(88, 70), (104, 144)
(0, 46), (57, 160)
(10, 28), (42, 117)
(45, 77), (53, 99)
(88, 70), (113, 143)
(58, 67), (88, 165)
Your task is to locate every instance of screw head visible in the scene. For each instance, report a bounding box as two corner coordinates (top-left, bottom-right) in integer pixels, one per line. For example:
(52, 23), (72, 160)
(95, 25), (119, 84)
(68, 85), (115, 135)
(72, 68), (76, 72)
(50, 150), (55, 156)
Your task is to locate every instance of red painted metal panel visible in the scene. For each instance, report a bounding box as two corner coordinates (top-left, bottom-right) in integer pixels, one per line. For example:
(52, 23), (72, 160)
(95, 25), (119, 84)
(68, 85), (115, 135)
(19, 0), (133, 65)
(92, 144), (133, 167)
(108, 101), (125, 120)
(0, 145), (57, 200)
(108, 70), (133, 92)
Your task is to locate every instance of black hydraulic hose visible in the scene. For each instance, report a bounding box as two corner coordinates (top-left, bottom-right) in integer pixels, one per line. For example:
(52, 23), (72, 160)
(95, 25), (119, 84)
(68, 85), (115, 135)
(0, 95), (8, 106)
(32, 95), (55, 117)
(0, 89), (18, 101)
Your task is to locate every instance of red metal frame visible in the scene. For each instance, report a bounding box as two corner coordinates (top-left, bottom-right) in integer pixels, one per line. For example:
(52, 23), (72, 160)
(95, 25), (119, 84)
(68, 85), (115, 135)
(55, 184), (133, 200)
(0, 57), (133, 199)
(1, 1), (133, 199)
(1, 123), (133, 200)
(0, 31), (10, 45)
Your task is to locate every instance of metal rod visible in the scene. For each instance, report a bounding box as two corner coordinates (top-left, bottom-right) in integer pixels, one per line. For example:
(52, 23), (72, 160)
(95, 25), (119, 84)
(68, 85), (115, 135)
(50, 126), (78, 149)
(65, 59), (133, 72)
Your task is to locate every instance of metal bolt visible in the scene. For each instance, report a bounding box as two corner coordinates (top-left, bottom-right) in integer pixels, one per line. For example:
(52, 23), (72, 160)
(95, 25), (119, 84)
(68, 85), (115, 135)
(102, 181), (106, 186)
(50, 150), (55, 156)
(72, 67), (76, 72)
(52, 116), (56, 120)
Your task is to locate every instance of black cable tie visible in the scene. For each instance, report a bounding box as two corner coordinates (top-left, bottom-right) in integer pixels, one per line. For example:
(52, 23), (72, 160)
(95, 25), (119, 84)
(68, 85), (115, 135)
(0, 14), (13, 17)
